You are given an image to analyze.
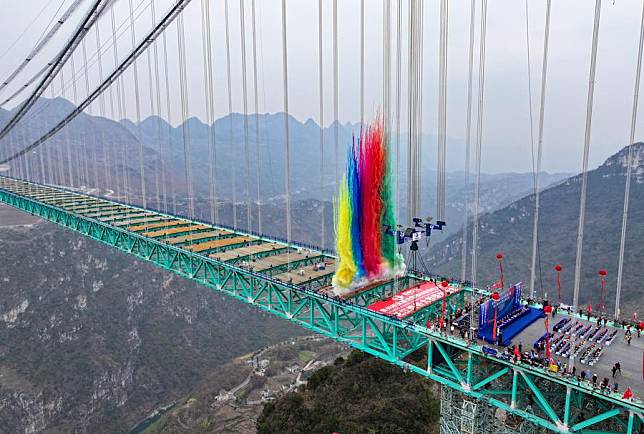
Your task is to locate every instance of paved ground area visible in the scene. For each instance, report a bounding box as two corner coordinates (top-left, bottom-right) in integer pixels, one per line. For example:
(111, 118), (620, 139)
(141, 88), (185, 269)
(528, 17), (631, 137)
(501, 311), (644, 396)
(0, 203), (40, 227)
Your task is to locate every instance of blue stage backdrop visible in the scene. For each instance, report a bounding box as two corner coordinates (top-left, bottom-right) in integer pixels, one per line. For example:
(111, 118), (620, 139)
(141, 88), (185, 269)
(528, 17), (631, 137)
(478, 282), (523, 335)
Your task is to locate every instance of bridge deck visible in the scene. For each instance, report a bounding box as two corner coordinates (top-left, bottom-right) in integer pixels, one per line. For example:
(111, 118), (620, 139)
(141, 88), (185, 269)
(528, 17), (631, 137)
(500, 312), (644, 397)
(142, 224), (210, 238)
(1, 176), (642, 431)
(165, 230), (231, 245)
(210, 243), (285, 262)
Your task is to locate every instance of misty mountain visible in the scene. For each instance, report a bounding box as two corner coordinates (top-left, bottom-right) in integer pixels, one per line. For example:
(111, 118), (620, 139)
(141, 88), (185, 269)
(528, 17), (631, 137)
(1, 97), (570, 240)
(0, 205), (304, 433)
(426, 143), (644, 317)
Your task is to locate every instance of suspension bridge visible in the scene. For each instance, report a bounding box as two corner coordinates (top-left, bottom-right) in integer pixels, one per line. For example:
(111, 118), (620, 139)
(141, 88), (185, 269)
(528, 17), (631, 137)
(0, 0), (643, 433)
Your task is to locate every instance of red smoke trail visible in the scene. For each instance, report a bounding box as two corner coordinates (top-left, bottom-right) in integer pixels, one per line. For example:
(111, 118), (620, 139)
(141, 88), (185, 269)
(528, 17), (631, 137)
(360, 119), (385, 277)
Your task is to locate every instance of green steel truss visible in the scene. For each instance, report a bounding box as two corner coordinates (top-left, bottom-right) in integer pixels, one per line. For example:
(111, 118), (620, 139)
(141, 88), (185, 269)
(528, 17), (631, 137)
(0, 177), (642, 434)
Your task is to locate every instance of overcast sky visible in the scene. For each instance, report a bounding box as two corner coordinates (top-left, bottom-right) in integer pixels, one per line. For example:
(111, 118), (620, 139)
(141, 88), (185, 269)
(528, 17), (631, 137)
(1, 0), (644, 174)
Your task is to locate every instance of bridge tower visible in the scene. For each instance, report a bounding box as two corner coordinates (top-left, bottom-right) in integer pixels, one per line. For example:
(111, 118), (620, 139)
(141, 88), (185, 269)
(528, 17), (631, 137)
(440, 386), (541, 434)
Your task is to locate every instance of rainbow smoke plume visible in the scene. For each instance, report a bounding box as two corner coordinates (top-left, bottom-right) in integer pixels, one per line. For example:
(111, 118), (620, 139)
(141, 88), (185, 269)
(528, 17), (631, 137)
(332, 116), (404, 293)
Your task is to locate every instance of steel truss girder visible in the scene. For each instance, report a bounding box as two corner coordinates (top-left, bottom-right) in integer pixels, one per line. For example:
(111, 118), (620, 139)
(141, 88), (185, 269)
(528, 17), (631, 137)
(0, 181), (642, 434)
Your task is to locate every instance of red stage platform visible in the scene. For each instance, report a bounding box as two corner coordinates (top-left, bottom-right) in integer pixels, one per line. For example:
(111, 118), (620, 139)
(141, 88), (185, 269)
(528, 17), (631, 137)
(367, 281), (462, 318)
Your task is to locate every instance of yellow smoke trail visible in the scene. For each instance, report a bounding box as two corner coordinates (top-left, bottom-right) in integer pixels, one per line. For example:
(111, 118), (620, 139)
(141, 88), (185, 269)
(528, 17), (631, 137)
(333, 176), (356, 288)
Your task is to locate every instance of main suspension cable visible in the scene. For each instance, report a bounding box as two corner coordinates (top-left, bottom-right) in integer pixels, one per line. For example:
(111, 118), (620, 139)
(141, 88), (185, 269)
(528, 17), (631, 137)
(0, 0), (86, 99)
(0, 0), (194, 166)
(0, 0), (111, 143)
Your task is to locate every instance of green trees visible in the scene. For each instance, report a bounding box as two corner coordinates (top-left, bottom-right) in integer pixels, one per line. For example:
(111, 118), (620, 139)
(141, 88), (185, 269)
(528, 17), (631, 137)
(257, 351), (440, 434)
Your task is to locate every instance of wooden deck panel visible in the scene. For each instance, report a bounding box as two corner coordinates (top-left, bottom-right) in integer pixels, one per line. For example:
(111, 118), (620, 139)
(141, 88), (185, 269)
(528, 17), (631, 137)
(335, 277), (400, 300)
(183, 236), (254, 253)
(246, 250), (318, 272)
(58, 200), (104, 209)
(73, 206), (124, 215)
(40, 196), (83, 204)
(30, 193), (76, 201)
(165, 230), (232, 245)
(49, 196), (95, 203)
(96, 211), (153, 220)
(128, 220), (188, 231)
(65, 200), (111, 208)
(142, 224), (209, 238)
(210, 243), (285, 261)
(111, 216), (170, 227)
(87, 209), (140, 219)
(10, 189), (60, 198)
(0, 184), (34, 190)
(273, 262), (336, 285)
(70, 204), (121, 213)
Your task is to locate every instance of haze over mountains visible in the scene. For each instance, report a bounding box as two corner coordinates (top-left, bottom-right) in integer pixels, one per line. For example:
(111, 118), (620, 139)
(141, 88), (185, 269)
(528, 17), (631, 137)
(1, 101), (643, 432)
(0, 204), (303, 433)
(427, 143), (644, 317)
(1, 97), (570, 242)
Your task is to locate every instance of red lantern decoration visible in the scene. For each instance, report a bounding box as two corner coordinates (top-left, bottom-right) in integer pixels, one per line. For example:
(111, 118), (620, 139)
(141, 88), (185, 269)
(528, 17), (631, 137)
(554, 265), (562, 303)
(496, 253), (505, 290)
(440, 281), (449, 329)
(598, 269), (607, 311)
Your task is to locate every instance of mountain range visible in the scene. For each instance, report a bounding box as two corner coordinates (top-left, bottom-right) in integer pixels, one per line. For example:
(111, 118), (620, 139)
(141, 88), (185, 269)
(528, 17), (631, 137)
(426, 143), (644, 317)
(0, 97), (570, 239)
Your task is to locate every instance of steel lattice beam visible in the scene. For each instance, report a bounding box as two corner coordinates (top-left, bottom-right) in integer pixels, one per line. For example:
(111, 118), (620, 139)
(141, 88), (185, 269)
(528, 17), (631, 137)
(0, 176), (642, 434)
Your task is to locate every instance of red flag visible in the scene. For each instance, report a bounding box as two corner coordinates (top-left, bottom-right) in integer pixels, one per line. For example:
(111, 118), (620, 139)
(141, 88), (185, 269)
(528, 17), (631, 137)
(514, 345), (521, 360)
(545, 336), (551, 359)
(545, 316), (551, 359)
(623, 387), (633, 400)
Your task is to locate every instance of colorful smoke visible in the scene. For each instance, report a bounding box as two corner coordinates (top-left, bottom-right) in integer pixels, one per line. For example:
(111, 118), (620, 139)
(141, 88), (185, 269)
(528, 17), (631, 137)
(333, 116), (404, 291)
